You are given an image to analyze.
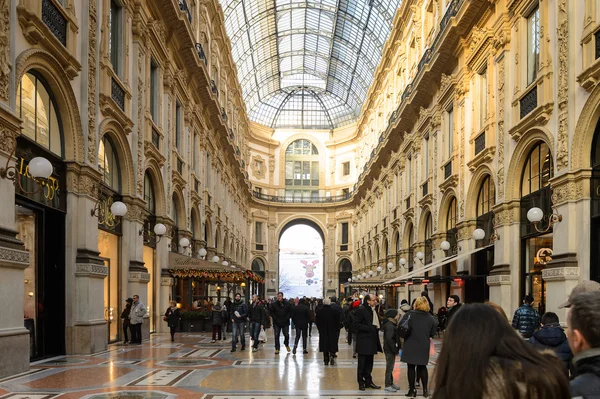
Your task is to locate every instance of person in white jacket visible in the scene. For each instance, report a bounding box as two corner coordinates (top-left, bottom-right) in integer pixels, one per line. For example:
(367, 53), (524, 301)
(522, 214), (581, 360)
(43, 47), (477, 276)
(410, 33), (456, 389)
(129, 294), (146, 344)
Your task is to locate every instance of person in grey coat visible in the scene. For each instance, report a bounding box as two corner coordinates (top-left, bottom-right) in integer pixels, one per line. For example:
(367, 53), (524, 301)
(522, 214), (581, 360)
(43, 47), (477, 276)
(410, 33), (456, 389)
(400, 296), (437, 397)
(129, 294), (146, 345)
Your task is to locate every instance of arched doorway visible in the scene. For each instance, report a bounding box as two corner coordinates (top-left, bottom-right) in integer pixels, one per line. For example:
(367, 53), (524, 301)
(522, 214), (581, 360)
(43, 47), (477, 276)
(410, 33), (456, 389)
(278, 220), (325, 298)
(251, 258), (266, 298)
(591, 119), (600, 283)
(338, 258), (352, 297)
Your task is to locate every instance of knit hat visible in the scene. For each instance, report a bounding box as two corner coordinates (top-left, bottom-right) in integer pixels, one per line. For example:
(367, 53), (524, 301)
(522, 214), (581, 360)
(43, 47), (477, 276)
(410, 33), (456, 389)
(352, 300), (361, 309)
(558, 280), (600, 308)
(385, 309), (398, 319)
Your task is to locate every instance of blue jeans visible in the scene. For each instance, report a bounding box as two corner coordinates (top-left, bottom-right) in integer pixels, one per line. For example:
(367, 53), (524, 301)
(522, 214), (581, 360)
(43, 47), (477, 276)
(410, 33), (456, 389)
(250, 322), (261, 349)
(232, 321), (246, 349)
(273, 324), (289, 350)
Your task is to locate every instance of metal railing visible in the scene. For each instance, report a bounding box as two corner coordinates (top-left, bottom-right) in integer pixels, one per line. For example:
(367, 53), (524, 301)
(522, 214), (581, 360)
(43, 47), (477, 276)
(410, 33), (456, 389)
(111, 77), (125, 111)
(474, 132), (485, 155)
(178, 0), (192, 24)
(252, 191), (352, 203)
(42, 0), (67, 46)
(151, 126), (160, 149)
(520, 86), (538, 119)
(444, 161), (452, 180)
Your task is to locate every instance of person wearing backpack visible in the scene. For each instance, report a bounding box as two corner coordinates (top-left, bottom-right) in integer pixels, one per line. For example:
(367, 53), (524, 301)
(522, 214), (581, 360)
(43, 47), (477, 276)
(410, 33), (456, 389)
(400, 296), (437, 397)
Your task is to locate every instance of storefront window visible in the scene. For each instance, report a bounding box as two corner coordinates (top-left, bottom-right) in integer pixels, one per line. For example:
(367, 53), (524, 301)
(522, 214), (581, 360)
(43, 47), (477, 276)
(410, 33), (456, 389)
(523, 234), (552, 315)
(98, 230), (119, 342)
(16, 207), (37, 357)
(143, 245), (154, 332)
(99, 136), (121, 191)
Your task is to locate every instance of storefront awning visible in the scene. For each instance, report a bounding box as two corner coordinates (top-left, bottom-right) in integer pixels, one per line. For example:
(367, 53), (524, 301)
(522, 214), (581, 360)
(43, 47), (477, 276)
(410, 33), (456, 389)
(167, 252), (265, 284)
(382, 244), (492, 285)
(168, 251), (234, 271)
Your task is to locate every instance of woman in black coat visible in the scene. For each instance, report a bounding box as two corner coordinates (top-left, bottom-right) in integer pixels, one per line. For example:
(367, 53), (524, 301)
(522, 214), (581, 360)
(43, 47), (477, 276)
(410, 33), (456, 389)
(400, 296), (437, 397)
(315, 298), (340, 365)
(164, 301), (181, 342)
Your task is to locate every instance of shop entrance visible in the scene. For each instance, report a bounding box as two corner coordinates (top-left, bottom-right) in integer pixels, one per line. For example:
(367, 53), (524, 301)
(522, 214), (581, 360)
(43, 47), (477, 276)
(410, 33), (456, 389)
(16, 199), (66, 360)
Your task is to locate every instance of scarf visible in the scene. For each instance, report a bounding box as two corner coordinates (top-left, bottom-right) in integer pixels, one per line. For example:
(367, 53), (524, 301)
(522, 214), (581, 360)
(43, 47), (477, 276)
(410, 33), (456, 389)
(372, 306), (380, 329)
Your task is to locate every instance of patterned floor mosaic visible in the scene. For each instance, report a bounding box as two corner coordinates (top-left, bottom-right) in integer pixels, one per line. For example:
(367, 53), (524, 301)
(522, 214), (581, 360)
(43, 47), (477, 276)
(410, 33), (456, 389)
(0, 329), (440, 398)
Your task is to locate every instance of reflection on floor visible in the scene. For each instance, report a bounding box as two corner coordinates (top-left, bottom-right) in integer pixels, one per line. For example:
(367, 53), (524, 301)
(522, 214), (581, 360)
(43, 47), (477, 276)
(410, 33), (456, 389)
(0, 328), (439, 398)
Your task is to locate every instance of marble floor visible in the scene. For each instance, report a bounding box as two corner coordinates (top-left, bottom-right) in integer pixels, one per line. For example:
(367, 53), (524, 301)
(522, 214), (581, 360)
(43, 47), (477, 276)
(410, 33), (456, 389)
(0, 328), (439, 399)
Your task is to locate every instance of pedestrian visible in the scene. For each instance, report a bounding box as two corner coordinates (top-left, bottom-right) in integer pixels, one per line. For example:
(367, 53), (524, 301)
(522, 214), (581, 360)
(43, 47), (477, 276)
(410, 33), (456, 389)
(382, 309), (401, 392)
(269, 291), (292, 354)
(433, 303), (570, 399)
(128, 294), (146, 345)
(445, 295), (462, 327)
(224, 296), (233, 335)
(529, 311), (572, 376)
(399, 299), (411, 316)
(400, 296), (437, 397)
(121, 298), (133, 344)
(308, 298), (316, 337)
(353, 294), (383, 391)
(349, 298), (361, 358)
(230, 293), (248, 352)
(315, 298), (340, 365)
(511, 294), (541, 338)
(164, 301), (181, 342)
(291, 297), (310, 354)
(565, 290), (600, 397)
(210, 301), (226, 343)
(249, 294), (266, 353)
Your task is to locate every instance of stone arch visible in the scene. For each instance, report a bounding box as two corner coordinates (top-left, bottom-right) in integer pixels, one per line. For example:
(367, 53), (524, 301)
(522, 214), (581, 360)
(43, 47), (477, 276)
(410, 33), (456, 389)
(251, 256), (268, 271)
(223, 232), (229, 257)
(337, 256), (353, 271)
(438, 188), (459, 230)
(190, 205), (201, 239)
(215, 225), (222, 253)
(171, 187), (186, 229)
(505, 128), (555, 201)
(368, 246), (373, 265)
(403, 218), (414, 247)
(144, 159), (166, 217)
(15, 48), (84, 163)
(98, 118), (135, 196)
(392, 228), (401, 254)
(381, 237), (389, 259)
(204, 215), (213, 247)
(278, 134), (327, 185)
(466, 165), (496, 220)
(572, 83), (600, 170)
(275, 214), (327, 244)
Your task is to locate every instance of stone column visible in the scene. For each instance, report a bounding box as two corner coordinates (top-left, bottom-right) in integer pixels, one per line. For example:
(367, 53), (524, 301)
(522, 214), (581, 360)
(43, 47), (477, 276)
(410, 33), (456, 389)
(66, 163), (108, 355)
(160, 273), (174, 331)
(156, 233), (171, 333)
(0, 108), (30, 378)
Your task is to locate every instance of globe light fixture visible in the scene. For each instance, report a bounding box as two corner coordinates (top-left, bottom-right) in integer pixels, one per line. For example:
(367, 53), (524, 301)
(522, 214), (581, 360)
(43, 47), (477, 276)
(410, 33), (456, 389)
(0, 142), (54, 195)
(526, 194), (563, 233)
(472, 228), (486, 241)
(348, 277), (352, 282)
(110, 201), (128, 217)
(376, 266), (382, 272)
(527, 207), (544, 223)
(198, 247), (207, 258)
(211, 255), (220, 263)
(387, 262), (394, 270)
(362, 272), (367, 278)
(440, 240), (451, 251)
(399, 258), (407, 267)
(368, 270), (374, 276)
(416, 251), (424, 260)
(154, 223), (167, 236)
(28, 157), (54, 179)
(222, 260), (229, 267)
(179, 237), (190, 248)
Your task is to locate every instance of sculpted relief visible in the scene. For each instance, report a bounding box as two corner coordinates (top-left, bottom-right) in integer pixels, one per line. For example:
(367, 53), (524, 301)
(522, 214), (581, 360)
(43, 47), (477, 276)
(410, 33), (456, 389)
(251, 155), (266, 179)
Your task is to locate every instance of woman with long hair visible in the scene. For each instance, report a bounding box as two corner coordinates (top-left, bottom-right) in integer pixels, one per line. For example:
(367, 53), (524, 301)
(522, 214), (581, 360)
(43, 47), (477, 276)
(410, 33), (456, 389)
(433, 303), (570, 398)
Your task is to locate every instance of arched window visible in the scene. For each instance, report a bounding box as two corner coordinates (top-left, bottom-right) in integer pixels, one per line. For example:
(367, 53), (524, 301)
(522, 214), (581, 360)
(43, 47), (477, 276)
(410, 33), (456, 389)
(447, 197), (458, 230)
(521, 142), (553, 196)
(252, 258), (265, 272)
(285, 139), (319, 200)
(17, 71), (63, 157)
(171, 195), (178, 226)
(425, 213), (433, 240)
(144, 172), (155, 214)
(477, 175), (495, 216)
(98, 136), (120, 191)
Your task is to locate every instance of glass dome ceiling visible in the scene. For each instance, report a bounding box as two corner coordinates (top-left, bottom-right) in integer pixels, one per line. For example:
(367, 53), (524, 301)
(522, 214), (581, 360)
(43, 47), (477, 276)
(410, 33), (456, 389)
(219, 0), (402, 130)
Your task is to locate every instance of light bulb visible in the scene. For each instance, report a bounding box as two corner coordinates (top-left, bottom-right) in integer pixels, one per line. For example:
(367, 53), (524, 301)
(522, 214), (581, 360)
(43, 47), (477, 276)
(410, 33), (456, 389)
(28, 157), (53, 179)
(110, 201), (127, 217)
(473, 228), (485, 241)
(527, 207), (544, 223)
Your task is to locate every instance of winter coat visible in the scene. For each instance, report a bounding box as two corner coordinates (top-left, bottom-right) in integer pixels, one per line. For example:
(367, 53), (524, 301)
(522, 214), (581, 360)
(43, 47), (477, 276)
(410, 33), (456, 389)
(399, 303), (411, 315)
(400, 310), (437, 366)
(269, 299), (292, 327)
(315, 304), (340, 354)
(352, 303), (383, 356)
(291, 303), (310, 329)
(129, 301), (146, 324)
(382, 318), (400, 354)
(308, 302), (316, 322)
(121, 304), (131, 326)
(230, 299), (248, 323)
(211, 305), (227, 326)
(571, 349), (600, 399)
(446, 303), (462, 326)
(164, 307), (181, 328)
(249, 302), (266, 324)
(529, 323), (572, 373)
(511, 304), (541, 338)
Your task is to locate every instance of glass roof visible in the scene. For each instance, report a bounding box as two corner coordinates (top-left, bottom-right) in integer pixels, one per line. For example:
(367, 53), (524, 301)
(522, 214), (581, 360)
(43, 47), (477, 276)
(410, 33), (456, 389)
(219, 0), (402, 130)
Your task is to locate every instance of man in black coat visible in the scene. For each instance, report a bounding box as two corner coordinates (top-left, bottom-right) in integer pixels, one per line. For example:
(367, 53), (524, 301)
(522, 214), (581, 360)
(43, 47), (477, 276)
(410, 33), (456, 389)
(316, 298), (340, 365)
(352, 294), (383, 391)
(269, 291), (292, 354)
(511, 294), (541, 338)
(291, 298), (310, 354)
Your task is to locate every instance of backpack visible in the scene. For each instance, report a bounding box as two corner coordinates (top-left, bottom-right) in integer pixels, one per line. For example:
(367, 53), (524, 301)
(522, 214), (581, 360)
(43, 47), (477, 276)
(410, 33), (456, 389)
(398, 313), (412, 339)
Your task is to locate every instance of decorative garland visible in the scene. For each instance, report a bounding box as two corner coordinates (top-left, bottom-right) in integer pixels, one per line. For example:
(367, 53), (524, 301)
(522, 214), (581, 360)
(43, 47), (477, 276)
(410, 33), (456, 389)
(168, 268), (265, 284)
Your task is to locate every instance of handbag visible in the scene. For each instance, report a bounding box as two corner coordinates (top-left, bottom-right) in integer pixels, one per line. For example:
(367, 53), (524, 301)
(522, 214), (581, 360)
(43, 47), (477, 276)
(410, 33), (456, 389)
(163, 316), (168, 322)
(398, 313), (412, 339)
(258, 327), (267, 343)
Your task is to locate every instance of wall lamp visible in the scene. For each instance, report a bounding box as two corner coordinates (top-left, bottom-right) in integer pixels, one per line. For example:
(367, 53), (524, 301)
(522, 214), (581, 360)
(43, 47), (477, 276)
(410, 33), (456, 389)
(139, 223), (173, 243)
(527, 193), (562, 233)
(91, 186), (127, 227)
(0, 143), (54, 195)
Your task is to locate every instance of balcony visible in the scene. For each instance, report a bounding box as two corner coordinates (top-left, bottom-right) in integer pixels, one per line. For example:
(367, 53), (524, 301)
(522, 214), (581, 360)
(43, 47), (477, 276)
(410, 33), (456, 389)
(474, 132), (485, 155)
(252, 191), (352, 204)
(151, 125), (160, 149)
(195, 43), (207, 65)
(111, 77), (125, 111)
(221, 107), (227, 121)
(520, 86), (538, 119)
(444, 160), (452, 180)
(178, 0), (192, 24)
(194, 178), (199, 193)
(42, 0), (66, 46)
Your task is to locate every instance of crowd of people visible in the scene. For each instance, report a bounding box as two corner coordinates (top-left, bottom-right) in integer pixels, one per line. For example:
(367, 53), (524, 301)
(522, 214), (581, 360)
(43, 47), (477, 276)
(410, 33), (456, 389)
(119, 280), (600, 398)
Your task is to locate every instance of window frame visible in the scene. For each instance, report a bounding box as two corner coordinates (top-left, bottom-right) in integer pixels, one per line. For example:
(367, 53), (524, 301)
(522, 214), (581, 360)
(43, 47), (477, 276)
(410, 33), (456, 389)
(526, 5), (540, 87)
(109, 0), (123, 78)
